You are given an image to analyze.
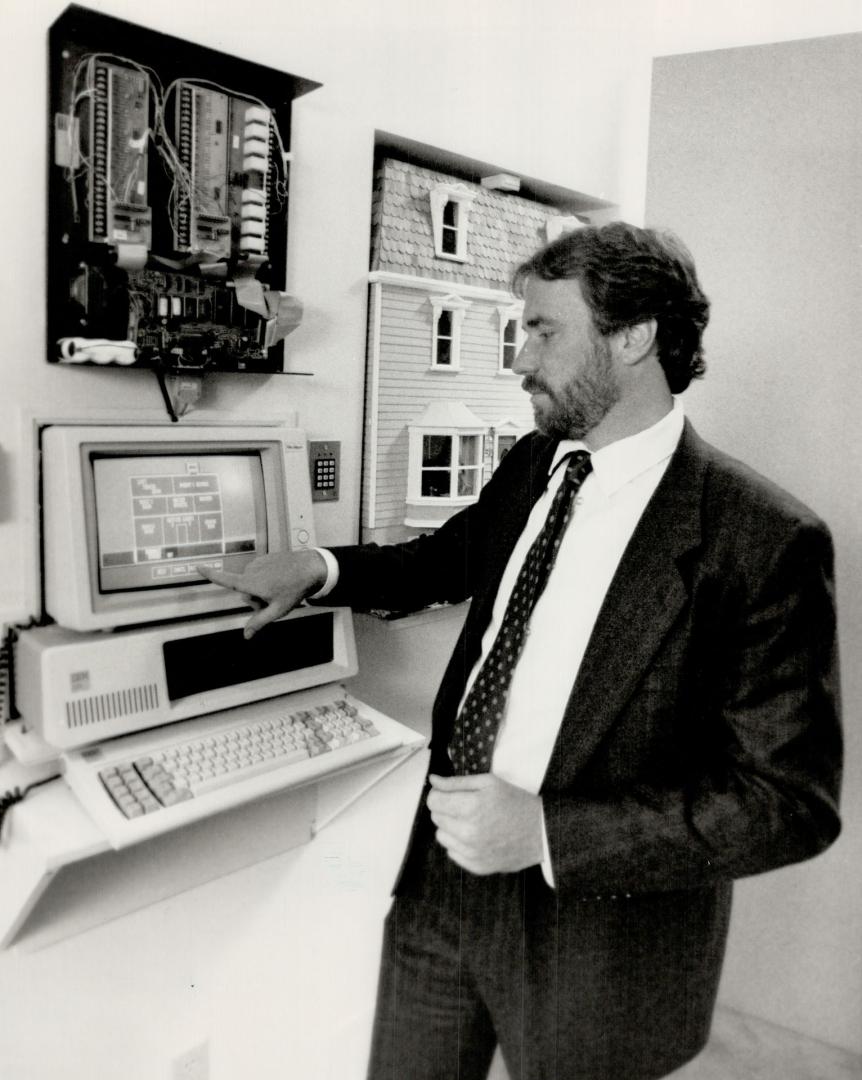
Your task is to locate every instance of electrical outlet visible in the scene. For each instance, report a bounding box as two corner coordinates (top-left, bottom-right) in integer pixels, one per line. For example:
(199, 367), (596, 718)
(171, 1041), (209, 1080)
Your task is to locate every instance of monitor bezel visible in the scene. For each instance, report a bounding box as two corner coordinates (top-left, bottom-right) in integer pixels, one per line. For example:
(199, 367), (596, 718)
(42, 424), (298, 631)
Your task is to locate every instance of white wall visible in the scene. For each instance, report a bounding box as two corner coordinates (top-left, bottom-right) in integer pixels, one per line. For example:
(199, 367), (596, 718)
(613, 0), (862, 221)
(2, 2), (861, 1077)
(646, 32), (862, 1054)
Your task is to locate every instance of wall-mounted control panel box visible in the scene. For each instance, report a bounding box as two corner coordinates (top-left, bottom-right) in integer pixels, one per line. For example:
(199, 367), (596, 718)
(48, 4), (319, 373)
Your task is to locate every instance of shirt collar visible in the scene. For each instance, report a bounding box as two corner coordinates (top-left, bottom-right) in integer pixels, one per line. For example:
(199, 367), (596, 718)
(550, 397), (685, 497)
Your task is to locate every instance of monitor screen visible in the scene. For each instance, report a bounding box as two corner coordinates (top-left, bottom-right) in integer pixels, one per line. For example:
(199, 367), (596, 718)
(93, 452), (267, 593)
(41, 424), (315, 631)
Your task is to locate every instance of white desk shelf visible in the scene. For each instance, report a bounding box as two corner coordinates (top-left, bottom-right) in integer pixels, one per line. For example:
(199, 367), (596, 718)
(0, 744), (425, 952)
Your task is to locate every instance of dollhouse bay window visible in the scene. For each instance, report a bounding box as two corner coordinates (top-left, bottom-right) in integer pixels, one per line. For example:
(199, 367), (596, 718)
(405, 401), (488, 529)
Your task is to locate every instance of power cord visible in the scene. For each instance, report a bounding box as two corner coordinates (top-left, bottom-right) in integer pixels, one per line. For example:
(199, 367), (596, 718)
(155, 369), (179, 422)
(0, 774), (62, 841)
(153, 370), (203, 421)
(0, 625), (14, 724)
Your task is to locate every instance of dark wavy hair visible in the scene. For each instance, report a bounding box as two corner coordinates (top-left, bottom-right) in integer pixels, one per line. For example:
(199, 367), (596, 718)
(513, 222), (710, 393)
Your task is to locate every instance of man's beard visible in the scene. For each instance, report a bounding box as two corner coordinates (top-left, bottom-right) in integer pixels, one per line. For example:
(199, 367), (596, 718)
(525, 337), (621, 440)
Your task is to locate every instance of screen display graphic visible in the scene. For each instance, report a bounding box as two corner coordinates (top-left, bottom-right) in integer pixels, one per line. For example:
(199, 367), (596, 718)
(93, 453), (266, 593)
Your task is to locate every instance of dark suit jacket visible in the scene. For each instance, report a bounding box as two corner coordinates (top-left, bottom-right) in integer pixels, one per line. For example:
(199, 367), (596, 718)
(328, 420), (842, 1078)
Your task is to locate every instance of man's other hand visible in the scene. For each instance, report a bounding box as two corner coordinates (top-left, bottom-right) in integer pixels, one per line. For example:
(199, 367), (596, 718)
(427, 773), (544, 875)
(197, 549), (328, 639)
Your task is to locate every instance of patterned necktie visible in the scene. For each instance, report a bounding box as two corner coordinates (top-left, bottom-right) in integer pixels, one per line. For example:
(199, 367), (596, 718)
(448, 450), (593, 774)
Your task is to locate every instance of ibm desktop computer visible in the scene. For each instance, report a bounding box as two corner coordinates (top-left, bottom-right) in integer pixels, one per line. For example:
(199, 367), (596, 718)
(10, 423), (424, 851)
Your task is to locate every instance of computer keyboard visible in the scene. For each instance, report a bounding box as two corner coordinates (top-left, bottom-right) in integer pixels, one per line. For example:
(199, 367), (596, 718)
(62, 685), (419, 849)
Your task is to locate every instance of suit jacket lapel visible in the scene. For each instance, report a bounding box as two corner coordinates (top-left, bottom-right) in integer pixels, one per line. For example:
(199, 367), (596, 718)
(545, 420), (709, 784)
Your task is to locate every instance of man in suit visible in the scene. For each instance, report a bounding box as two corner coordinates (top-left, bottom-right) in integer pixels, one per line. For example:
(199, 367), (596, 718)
(200, 223), (842, 1080)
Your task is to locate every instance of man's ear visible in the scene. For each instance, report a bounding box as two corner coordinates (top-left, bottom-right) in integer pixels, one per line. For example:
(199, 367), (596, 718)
(617, 319), (658, 366)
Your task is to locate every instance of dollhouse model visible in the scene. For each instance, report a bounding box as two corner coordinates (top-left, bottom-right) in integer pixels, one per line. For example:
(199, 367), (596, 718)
(362, 149), (609, 544)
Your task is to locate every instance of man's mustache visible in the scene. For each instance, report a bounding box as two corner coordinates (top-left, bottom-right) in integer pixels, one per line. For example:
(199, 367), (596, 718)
(522, 377), (550, 395)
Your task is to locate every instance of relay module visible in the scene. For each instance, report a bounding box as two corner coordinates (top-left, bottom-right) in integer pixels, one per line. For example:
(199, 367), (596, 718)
(48, 5), (319, 372)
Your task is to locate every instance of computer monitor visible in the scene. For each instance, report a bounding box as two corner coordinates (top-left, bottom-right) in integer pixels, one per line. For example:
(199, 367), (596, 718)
(42, 424), (315, 631)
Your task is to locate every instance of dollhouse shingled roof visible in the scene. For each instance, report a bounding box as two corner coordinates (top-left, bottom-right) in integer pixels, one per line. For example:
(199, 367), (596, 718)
(371, 158), (573, 291)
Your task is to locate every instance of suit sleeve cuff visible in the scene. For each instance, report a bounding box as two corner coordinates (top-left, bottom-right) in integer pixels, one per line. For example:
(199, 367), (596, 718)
(307, 548), (340, 599)
(540, 802), (556, 889)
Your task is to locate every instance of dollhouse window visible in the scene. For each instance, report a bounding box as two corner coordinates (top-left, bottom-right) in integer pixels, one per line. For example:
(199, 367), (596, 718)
(419, 433), (483, 498)
(429, 183), (476, 262)
(435, 309), (454, 366)
(494, 433), (518, 465)
(545, 214), (586, 244)
(496, 303), (524, 373)
(490, 419), (528, 470)
(429, 294), (471, 370)
(501, 319), (518, 368)
(441, 201), (459, 256)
